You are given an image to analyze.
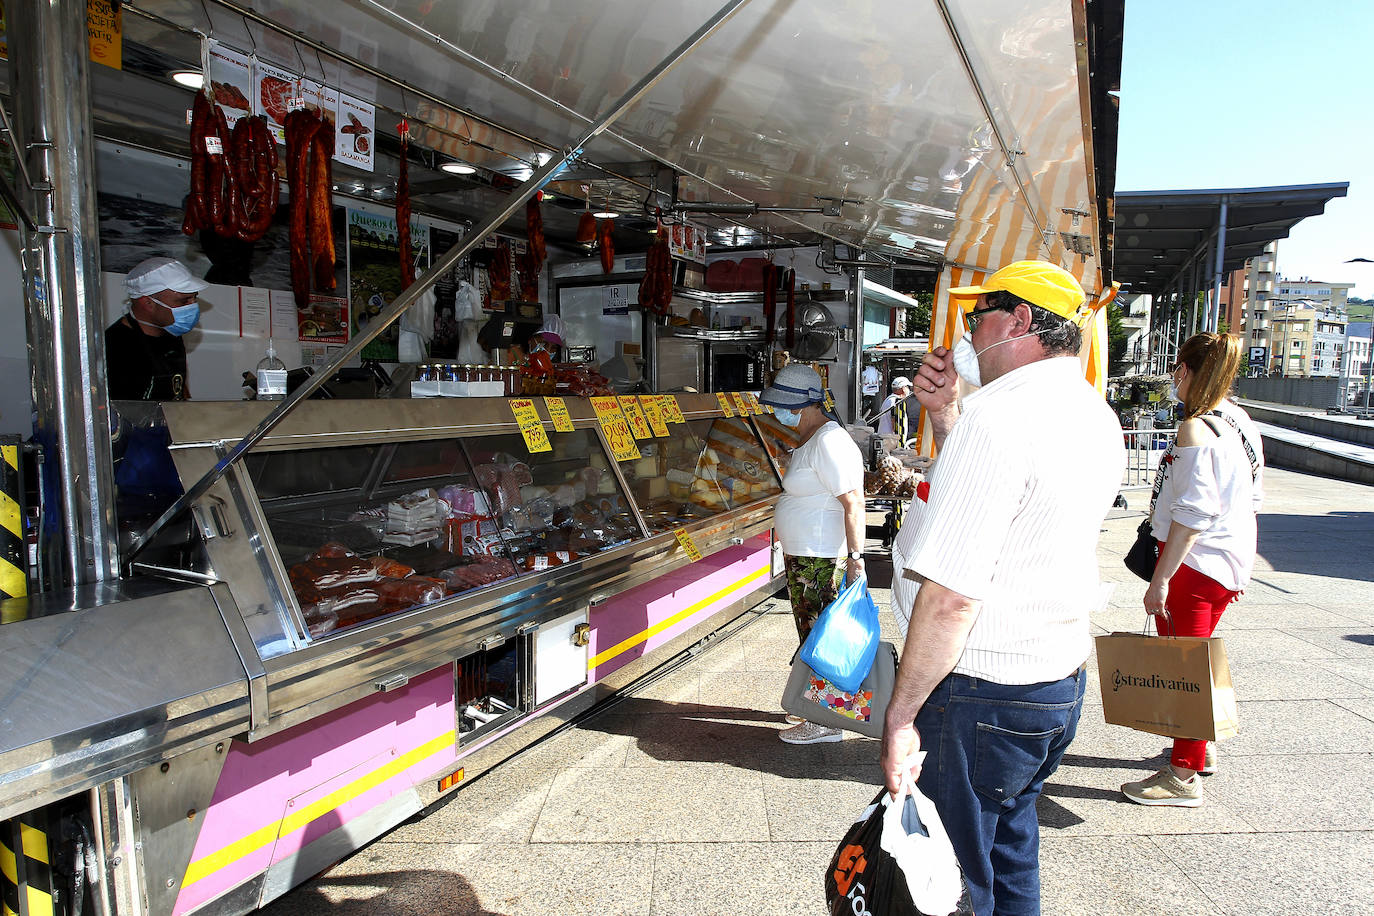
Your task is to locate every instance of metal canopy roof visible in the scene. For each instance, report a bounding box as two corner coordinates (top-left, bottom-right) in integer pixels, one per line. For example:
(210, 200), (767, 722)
(1111, 182), (1349, 294)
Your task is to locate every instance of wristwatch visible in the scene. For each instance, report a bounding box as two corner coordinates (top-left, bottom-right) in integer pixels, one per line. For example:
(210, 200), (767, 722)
(848, 550), (864, 561)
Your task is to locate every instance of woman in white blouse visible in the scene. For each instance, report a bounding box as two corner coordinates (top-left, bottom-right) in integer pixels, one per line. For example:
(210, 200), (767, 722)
(1122, 333), (1264, 807)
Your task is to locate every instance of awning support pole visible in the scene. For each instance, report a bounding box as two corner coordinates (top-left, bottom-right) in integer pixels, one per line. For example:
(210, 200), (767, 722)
(1210, 197), (1229, 333)
(9, 0), (120, 586)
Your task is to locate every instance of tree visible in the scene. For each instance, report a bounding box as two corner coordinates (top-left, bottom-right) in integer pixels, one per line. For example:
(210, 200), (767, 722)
(901, 292), (933, 338)
(1107, 302), (1128, 375)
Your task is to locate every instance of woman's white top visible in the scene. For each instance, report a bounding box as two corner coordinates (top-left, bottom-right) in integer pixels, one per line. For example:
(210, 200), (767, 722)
(774, 420), (864, 557)
(1149, 399), (1265, 591)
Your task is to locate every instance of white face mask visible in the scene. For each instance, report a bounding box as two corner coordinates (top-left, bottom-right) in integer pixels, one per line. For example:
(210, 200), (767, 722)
(951, 328), (1051, 388)
(1168, 382), (1181, 403)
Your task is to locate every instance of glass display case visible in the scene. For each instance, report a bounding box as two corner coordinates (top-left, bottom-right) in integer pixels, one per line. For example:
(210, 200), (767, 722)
(752, 411), (804, 476)
(244, 425), (639, 639)
(152, 397), (784, 667)
(615, 416), (783, 534)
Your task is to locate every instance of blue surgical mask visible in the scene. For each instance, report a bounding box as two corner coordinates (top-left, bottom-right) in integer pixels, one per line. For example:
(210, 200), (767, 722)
(161, 299), (201, 336)
(773, 407), (802, 428)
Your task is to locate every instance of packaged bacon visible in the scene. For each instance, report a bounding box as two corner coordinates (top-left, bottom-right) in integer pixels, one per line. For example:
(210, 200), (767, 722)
(288, 553), (379, 590)
(375, 576), (446, 609)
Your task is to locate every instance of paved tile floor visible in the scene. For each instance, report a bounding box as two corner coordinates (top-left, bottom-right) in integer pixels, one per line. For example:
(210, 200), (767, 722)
(261, 467), (1374, 915)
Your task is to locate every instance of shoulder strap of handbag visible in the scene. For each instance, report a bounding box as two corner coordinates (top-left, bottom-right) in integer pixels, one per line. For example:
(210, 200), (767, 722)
(1207, 409), (1261, 483)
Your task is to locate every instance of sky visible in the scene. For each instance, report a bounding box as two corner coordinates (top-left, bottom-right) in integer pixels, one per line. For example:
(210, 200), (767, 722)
(1117, 0), (1372, 298)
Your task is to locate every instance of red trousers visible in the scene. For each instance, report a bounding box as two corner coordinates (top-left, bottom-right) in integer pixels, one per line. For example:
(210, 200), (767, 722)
(1153, 544), (1240, 771)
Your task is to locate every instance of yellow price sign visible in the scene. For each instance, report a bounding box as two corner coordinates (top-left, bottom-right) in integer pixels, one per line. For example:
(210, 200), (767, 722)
(639, 396), (671, 437)
(730, 392), (751, 415)
(744, 392), (764, 415)
(544, 396), (576, 432)
(662, 395), (686, 424)
(509, 399), (552, 453)
(674, 527), (703, 562)
(715, 392), (736, 416)
(619, 395), (654, 440)
(589, 396), (641, 461)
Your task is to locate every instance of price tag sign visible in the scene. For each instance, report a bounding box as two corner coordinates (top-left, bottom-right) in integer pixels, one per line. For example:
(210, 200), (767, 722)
(639, 396), (671, 437)
(731, 392), (751, 416)
(619, 395), (654, 439)
(716, 392), (736, 417)
(744, 392), (765, 415)
(544, 396), (576, 432)
(590, 396), (641, 461)
(204, 136), (224, 155)
(661, 395), (686, 424)
(287, 96), (306, 112)
(674, 527), (703, 562)
(509, 398), (552, 453)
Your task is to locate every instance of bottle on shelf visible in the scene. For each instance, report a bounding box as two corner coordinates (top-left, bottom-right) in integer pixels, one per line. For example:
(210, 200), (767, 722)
(256, 340), (287, 401)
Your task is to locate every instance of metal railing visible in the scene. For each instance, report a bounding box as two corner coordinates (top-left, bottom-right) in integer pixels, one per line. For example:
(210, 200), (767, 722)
(1121, 427), (1176, 491)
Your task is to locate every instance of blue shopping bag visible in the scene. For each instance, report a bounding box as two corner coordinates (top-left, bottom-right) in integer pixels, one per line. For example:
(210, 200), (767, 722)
(799, 575), (881, 694)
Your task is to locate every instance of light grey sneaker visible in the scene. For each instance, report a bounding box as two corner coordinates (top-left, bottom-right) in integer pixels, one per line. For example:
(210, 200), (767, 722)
(778, 720), (843, 745)
(1122, 768), (1204, 807)
(1200, 742), (1218, 776)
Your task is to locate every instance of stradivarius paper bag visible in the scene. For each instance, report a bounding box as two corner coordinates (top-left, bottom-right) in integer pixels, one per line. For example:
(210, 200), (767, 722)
(1095, 632), (1239, 741)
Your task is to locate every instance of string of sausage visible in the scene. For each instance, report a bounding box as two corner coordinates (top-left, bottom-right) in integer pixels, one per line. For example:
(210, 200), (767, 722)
(396, 130), (414, 288)
(285, 108), (323, 308)
(183, 93), (277, 243)
(598, 217), (615, 274)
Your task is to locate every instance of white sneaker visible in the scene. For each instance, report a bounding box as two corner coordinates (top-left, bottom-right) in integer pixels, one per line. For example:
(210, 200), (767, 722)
(1200, 742), (1218, 776)
(779, 720), (843, 745)
(1121, 767), (1204, 807)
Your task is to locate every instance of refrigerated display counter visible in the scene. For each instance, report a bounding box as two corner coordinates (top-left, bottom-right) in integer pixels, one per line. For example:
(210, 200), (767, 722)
(0, 394), (786, 915)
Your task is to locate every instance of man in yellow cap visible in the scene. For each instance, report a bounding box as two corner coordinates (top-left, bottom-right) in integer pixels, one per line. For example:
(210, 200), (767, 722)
(881, 260), (1125, 916)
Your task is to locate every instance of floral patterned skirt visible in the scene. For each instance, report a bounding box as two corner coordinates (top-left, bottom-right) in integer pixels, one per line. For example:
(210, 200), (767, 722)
(783, 553), (844, 643)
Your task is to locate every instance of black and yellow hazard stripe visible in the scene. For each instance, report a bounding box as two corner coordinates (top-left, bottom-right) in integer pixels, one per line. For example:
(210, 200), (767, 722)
(0, 813), (55, 916)
(0, 441), (26, 601)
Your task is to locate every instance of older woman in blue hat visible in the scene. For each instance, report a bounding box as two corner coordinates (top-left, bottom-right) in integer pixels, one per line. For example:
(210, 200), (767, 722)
(760, 363), (866, 745)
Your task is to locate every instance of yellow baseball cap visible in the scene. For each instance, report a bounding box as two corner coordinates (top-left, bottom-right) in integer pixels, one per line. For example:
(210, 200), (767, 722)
(948, 260), (1090, 326)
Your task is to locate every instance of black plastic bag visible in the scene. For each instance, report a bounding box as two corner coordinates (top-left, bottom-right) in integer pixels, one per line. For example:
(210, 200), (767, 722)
(825, 778), (974, 916)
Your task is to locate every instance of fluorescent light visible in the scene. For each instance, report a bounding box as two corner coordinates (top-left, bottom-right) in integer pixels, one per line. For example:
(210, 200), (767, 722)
(170, 70), (204, 90)
(440, 161), (477, 175)
(593, 211), (618, 219)
(533, 152), (553, 166)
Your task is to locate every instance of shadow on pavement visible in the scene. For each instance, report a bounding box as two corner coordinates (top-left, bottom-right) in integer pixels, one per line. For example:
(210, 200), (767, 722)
(1257, 511), (1374, 581)
(579, 697), (883, 782)
(260, 870), (504, 916)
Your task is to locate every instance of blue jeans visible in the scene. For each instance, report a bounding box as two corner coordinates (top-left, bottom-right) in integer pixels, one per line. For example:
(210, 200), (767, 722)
(915, 666), (1087, 916)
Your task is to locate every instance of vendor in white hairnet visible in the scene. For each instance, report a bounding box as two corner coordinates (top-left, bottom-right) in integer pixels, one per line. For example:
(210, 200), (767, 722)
(105, 257), (208, 400)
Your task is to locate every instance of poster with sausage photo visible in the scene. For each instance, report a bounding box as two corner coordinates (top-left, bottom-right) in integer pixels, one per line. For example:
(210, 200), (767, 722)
(335, 93), (375, 172)
(207, 40), (253, 128)
(347, 208), (429, 362)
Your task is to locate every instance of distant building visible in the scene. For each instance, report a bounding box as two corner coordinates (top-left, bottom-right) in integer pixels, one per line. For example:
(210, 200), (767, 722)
(1345, 321), (1373, 404)
(1271, 277), (1354, 311)
(1118, 293), (1151, 375)
(1240, 241), (1278, 358)
(1266, 300), (1349, 378)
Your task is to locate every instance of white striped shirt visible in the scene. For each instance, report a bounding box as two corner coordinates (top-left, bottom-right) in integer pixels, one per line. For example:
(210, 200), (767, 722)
(902, 357), (1126, 685)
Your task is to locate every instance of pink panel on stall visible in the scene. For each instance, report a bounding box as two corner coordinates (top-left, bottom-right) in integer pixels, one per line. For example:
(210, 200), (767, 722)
(173, 666), (456, 915)
(588, 533), (773, 681)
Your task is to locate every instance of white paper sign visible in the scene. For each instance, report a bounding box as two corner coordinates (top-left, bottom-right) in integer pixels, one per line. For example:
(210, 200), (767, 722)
(206, 41), (253, 128)
(239, 287), (271, 339)
(335, 93), (375, 171)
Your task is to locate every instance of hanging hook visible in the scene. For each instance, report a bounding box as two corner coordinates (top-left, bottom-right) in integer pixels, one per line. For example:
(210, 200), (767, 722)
(198, 0), (217, 36)
(240, 13), (259, 58)
(314, 47), (329, 85)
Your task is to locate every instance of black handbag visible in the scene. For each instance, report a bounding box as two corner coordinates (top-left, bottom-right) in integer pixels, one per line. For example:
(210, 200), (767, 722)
(1124, 519), (1158, 581)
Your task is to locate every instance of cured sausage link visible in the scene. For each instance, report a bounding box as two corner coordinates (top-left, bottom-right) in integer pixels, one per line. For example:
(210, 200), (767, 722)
(310, 115), (336, 291)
